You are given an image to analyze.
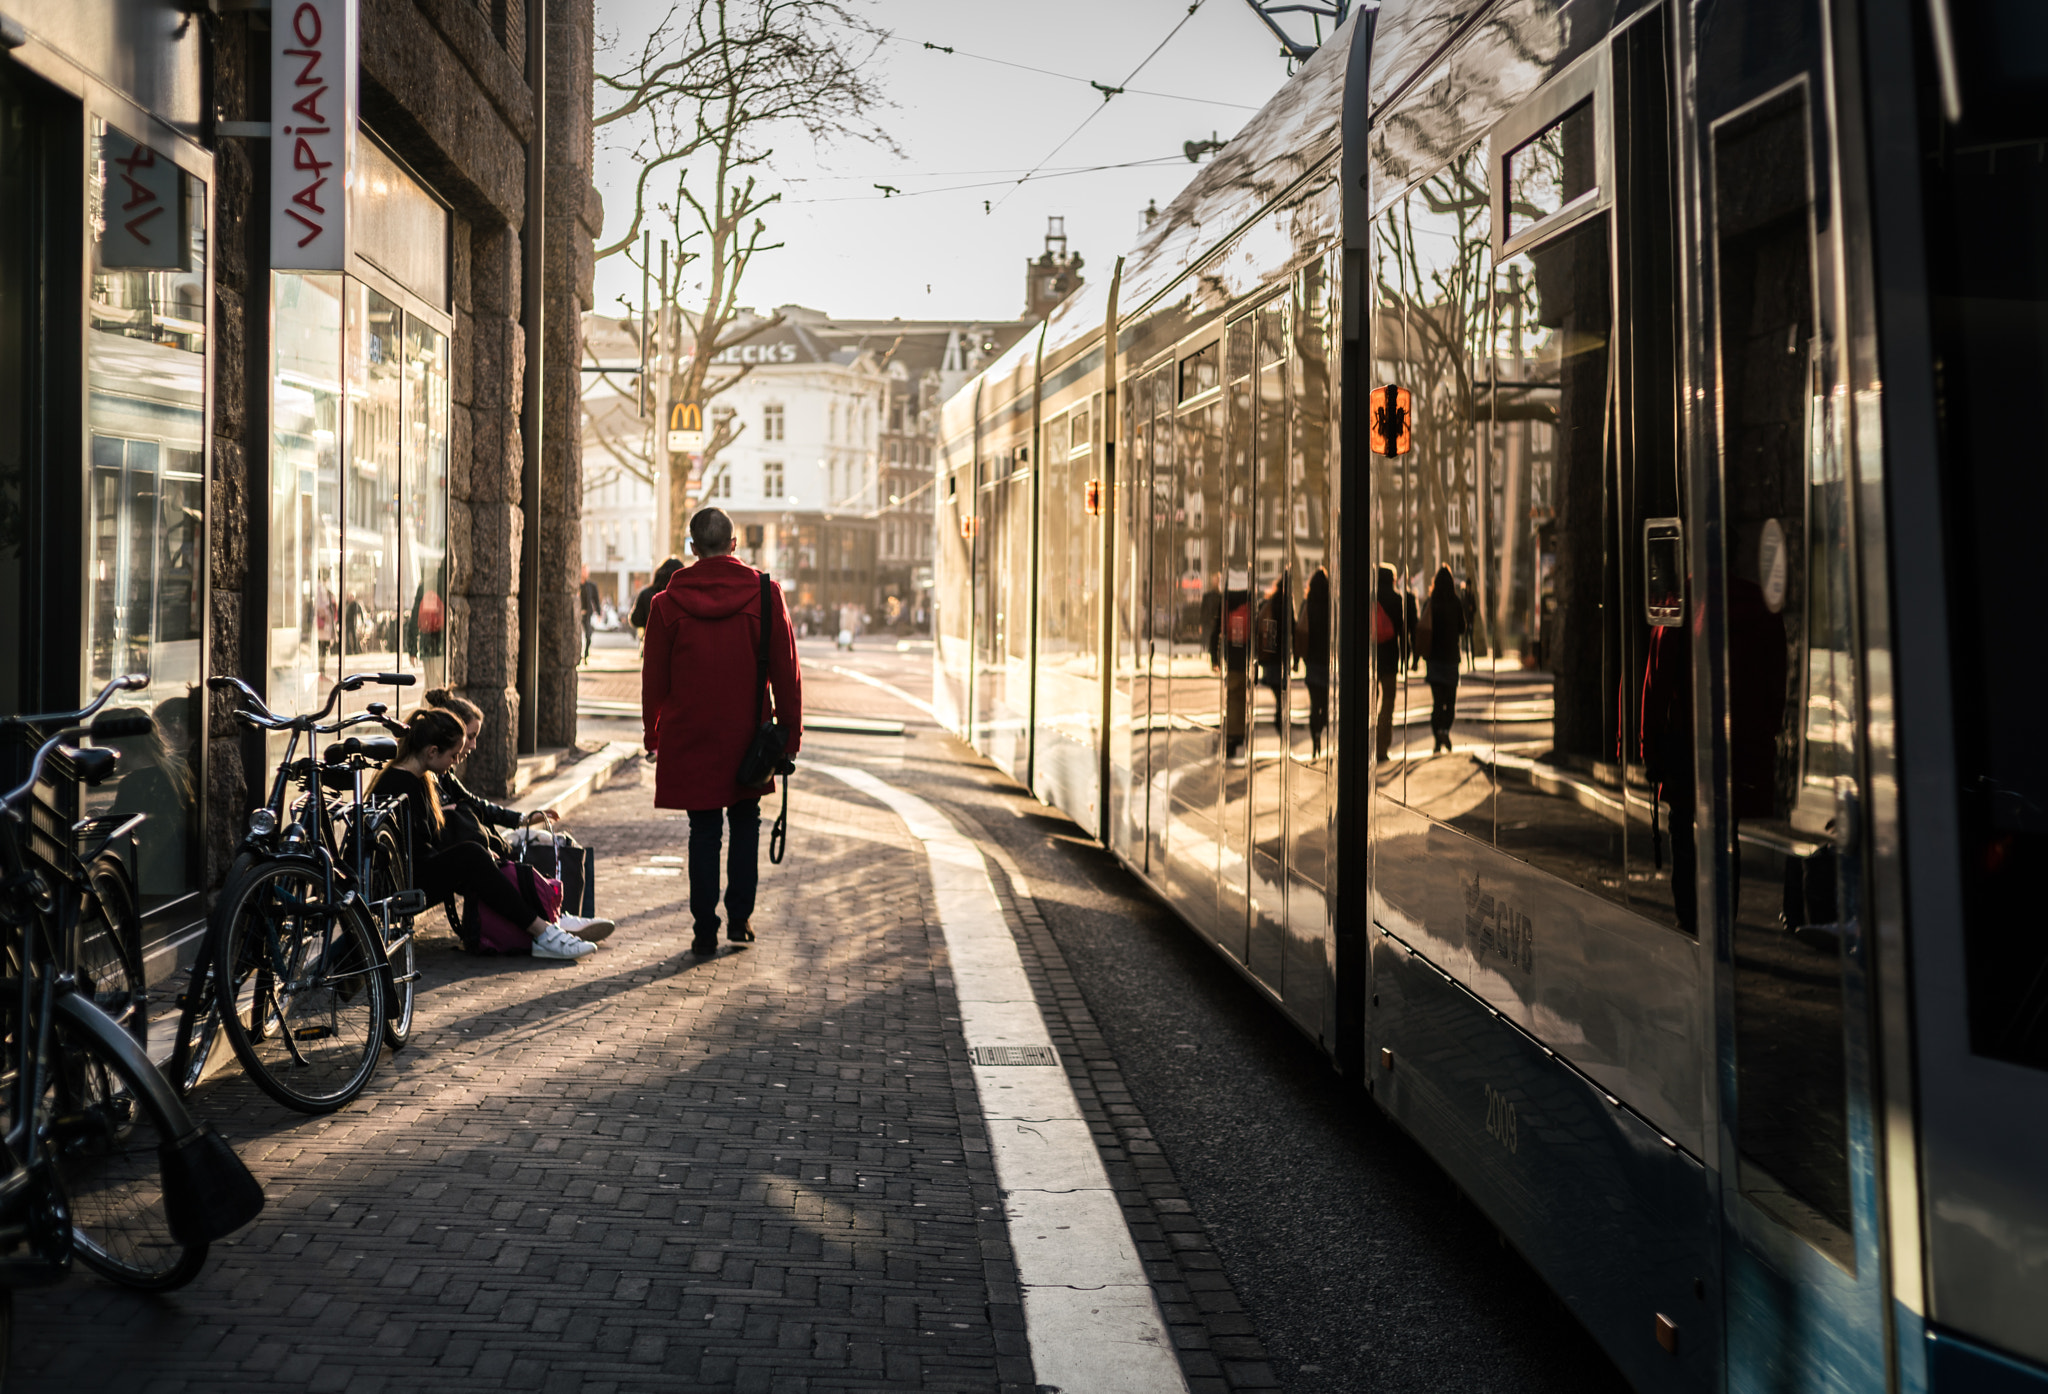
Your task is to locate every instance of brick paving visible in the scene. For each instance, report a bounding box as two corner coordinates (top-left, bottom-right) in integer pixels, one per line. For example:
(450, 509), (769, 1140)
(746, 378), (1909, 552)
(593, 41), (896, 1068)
(14, 759), (1036, 1393)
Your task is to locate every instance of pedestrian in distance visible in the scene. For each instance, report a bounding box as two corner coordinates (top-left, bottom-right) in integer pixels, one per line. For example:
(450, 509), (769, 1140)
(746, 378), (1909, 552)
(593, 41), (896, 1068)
(579, 567), (602, 663)
(631, 556), (685, 647)
(642, 507), (803, 957)
(422, 687), (614, 942)
(368, 708), (599, 960)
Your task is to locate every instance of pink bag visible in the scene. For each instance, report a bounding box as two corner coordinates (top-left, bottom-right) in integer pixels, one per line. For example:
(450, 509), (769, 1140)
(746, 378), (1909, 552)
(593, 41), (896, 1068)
(476, 861), (563, 954)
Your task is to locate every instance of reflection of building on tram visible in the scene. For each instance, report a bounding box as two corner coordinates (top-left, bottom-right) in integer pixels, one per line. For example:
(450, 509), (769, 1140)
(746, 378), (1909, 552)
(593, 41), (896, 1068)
(1, 0), (597, 1033)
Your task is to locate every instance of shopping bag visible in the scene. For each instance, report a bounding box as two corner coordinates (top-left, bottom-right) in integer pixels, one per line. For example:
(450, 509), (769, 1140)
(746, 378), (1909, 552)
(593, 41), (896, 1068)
(476, 861), (562, 954)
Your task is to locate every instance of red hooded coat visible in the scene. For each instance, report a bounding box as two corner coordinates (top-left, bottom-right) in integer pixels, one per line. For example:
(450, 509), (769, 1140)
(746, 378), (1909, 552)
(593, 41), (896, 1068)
(641, 555), (803, 810)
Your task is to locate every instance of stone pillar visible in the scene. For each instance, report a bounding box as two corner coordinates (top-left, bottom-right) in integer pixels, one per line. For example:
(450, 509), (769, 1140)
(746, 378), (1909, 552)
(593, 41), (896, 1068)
(205, 13), (257, 889)
(459, 221), (527, 796)
(535, 0), (598, 748)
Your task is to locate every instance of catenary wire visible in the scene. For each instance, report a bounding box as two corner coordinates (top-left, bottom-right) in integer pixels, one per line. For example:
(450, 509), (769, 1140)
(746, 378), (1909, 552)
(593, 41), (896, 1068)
(992, 0), (1215, 212)
(782, 155), (1187, 205)
(890, 33), (1260, 111)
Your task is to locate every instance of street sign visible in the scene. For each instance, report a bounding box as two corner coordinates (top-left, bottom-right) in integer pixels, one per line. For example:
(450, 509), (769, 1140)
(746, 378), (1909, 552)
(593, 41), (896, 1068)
(667, 400), (704, 454)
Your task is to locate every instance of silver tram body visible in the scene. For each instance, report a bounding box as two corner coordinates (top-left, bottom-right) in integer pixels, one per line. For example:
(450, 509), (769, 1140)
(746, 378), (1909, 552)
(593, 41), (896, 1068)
(932, 1), (2048, 1389)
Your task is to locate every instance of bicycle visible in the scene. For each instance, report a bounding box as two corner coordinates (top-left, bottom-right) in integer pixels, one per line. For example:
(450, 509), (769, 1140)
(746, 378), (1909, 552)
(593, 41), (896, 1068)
(0, 720), (151, 1056)
(0, 676), (264, 1331)
(172, 672), (416, 1114)
(169, 701), (421, 1094)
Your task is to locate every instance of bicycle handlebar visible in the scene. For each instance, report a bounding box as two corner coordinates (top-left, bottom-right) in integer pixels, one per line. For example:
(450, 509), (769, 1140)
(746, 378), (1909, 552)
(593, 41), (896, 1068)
(208, 670), (417, 730)
(5, 673), (148, 735)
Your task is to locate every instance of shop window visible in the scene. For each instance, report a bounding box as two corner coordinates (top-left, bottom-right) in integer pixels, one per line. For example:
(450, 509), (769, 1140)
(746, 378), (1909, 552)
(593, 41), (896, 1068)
(84, 118), (208, 917)
(268, 273), (449, 729)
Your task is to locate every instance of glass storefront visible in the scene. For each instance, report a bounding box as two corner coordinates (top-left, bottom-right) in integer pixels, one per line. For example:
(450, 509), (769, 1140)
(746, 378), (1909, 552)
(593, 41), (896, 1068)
(267, 272), (449, 728)
(84, 116), (209, 916)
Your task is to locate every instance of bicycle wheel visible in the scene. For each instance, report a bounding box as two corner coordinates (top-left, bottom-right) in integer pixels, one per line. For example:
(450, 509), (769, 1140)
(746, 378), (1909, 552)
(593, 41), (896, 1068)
(363, 824), (416, 1050)
(213, 860), (385, 1114)
(167, 956), (222, 1096)
(75, 853), (147, 1047)
(44, 1014), (207, 1290)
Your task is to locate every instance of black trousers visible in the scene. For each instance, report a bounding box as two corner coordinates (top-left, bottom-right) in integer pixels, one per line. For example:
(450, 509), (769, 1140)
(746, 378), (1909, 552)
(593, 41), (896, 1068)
(689, 800), (761, 935)
(418, 840), (544, 928)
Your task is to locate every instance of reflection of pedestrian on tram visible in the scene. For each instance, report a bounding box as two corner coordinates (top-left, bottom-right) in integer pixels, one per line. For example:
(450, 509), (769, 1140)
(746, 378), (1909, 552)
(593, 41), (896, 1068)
(1422, 565), (1465, 754)
(1205, 571), (1252, 758)
(1256, 568), (1292, 739)
(1639, 615), (1695, 931)
(1373, 565), (1406, 761)
(1298, 566), (1332, 759)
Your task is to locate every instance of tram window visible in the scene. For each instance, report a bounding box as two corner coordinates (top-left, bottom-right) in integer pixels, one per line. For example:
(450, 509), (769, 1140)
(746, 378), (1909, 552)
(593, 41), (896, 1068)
(1180, 341), (1220, 401)
(1920, 52), (2048, 1071)
(1490, 213), (1624, 900)
(1711, 86), (1855, 1261)
(1369, 146), (1494, 838)
(1259, 302), (1286, 367)
(1506, 100), (1597, 238)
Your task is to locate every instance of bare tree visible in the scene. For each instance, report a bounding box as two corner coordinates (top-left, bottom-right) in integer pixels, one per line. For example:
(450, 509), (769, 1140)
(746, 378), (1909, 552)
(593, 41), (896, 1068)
(595, 0), (895, 552)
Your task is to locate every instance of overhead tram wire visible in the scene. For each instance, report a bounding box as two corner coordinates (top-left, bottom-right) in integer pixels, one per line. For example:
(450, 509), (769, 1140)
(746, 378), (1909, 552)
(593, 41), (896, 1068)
(782, 154), (1189, 205)
(897, 34), (1260, 112)
(990, 0), (1216, 212)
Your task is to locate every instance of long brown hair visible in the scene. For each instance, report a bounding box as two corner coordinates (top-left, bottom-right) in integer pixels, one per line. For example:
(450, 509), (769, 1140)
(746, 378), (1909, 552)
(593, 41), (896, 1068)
(371, 707), (464, 830)
(424, 686), (484, 726)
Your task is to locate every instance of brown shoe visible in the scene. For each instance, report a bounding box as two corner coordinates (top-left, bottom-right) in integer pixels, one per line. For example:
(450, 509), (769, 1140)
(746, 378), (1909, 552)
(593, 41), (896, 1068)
(727, 920), (754, 943)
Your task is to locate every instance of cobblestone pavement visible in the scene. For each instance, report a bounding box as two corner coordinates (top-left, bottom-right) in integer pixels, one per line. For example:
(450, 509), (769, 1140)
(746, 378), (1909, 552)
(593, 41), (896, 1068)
(15, 758), (1040, 1394)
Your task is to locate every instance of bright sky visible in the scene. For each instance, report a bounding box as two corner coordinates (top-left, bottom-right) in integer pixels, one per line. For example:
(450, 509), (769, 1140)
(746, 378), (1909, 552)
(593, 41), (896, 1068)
(589, 0), (1319, 324)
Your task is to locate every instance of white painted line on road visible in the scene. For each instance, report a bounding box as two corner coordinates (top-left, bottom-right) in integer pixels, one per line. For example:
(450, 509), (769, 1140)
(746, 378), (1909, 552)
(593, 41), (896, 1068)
(815, 764), (1189, 1394)
(825, 665), (939, 721)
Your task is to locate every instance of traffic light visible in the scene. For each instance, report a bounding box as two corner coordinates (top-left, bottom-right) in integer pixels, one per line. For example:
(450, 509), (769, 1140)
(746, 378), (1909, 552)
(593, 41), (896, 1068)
(1369, 384), (1412, 457)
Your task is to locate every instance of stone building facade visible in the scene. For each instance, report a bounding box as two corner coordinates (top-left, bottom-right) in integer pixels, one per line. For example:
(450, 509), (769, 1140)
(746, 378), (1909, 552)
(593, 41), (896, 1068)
(0, 0), (593, 1002)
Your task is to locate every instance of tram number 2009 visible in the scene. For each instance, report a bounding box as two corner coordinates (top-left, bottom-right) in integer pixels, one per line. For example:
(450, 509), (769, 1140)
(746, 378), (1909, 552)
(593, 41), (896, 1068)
(1484, 1084), (1519, 1155)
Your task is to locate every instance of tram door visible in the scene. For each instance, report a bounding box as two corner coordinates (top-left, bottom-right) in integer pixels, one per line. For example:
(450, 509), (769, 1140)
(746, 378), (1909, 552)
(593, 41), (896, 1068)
(1700, 76), (1889, 1391)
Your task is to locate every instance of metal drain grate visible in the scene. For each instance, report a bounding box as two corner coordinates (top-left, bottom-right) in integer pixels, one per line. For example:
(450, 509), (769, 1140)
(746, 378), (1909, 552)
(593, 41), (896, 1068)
(968, 1045), (1059, 1067)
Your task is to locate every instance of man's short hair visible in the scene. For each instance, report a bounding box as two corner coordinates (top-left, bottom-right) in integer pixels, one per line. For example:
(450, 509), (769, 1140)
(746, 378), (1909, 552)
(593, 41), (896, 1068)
(689, 507), (734, 556)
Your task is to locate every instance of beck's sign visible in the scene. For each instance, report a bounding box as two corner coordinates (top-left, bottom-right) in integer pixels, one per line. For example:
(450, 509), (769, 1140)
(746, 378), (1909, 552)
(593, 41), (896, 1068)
(271, 0), (358, 271)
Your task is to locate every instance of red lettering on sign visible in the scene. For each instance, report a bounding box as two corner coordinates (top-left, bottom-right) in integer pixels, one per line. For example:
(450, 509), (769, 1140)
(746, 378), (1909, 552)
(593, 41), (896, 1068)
(292, 3), (322, 45)
(291, 87), (326, 124)
(290, 177), (328, 214)
(292, 137), (333, 176)
(285, 208), (323, 247)
(112, 143), (157, 175)
(281, 48), (323, 86)
(123, 206), (165, 244)
(119, 174), (159, 212)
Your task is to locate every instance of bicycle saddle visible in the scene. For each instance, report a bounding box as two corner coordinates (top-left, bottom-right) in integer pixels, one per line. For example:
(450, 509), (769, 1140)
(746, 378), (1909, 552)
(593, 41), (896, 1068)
(322, 737), (398, 764)
(62, 745), (119, 786)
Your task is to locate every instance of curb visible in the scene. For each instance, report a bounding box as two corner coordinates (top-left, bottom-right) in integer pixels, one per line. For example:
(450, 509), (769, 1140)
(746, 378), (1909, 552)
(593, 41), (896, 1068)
(522, 740), (640, 817)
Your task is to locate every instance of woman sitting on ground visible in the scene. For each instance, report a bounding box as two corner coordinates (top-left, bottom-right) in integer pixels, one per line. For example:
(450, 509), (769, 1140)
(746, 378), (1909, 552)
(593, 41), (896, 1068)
(423, 687), (613, 942)
(370, 707), (598, 960)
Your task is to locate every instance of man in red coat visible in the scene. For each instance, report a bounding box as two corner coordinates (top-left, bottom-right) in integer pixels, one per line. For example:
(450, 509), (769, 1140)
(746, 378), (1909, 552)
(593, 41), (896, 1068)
(642, 507), (803, 955)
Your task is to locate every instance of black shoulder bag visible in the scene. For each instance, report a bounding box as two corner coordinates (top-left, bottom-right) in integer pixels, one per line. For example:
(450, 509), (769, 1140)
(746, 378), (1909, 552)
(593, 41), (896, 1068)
(736, 572), (797, 861)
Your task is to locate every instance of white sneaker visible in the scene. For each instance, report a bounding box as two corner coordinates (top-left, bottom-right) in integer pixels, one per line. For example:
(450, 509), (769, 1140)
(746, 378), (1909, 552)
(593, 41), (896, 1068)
(532, 923), (596, 959)
(558, 913), (616, 943)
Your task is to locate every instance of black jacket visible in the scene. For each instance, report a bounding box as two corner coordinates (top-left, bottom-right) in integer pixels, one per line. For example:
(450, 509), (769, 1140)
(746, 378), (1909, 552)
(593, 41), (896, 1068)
(439, 770), (522, 858)
(369, 766), (444, 860)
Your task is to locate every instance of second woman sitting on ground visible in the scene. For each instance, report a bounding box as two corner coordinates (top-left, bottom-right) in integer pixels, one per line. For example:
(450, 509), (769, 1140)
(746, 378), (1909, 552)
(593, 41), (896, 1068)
(370, 707), (607, 960)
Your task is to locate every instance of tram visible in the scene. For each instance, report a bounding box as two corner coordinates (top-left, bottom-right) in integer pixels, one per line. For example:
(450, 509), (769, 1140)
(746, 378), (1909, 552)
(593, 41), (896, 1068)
(932, 1), (2048, 1389)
